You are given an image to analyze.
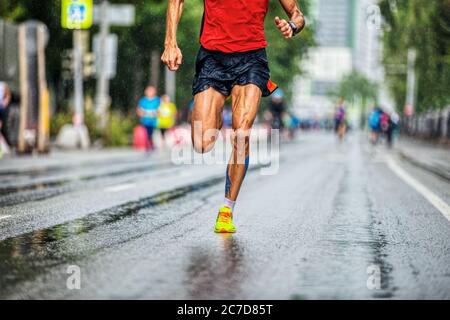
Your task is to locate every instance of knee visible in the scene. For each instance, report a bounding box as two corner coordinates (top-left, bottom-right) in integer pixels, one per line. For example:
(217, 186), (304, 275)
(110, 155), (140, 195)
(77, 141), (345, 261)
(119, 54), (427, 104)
(192, 139), (212, 154)
(192, 130), (218, 154)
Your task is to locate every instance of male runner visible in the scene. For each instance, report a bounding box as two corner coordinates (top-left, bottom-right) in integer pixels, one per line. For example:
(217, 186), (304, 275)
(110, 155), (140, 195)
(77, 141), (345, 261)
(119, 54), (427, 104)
(162, 0), (305, 233)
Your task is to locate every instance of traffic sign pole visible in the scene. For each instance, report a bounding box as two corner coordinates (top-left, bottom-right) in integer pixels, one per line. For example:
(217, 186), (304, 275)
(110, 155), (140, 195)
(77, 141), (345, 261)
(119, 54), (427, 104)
(73, 30), (84, 127)
(405, 48), (417, 116)
(92, 2), (135, 129)
(95, 0), (110, 129)
(61, 0), (93, 128)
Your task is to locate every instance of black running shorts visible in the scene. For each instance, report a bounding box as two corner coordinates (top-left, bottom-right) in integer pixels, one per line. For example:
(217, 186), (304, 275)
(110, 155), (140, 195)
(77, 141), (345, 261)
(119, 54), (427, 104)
(192, 46), (277, 98)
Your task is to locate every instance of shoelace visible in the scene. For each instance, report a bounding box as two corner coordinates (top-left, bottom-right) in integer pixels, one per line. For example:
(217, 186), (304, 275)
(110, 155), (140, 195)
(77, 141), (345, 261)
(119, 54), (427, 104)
(218, 211), (232, 223)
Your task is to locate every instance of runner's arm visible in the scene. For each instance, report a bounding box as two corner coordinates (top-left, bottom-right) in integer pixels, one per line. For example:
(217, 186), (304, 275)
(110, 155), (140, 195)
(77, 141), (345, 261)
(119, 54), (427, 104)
(276, 0), (305, 38)
(162, 0), (184, 71)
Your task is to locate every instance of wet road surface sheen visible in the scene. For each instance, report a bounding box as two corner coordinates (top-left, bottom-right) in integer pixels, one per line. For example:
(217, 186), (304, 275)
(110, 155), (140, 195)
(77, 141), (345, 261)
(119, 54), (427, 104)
(0, 134), (450, 299)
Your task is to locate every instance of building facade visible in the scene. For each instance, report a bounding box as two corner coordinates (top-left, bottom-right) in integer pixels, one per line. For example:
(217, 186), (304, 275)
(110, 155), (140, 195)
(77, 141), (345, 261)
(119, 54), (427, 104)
(293, 0), (391, 121)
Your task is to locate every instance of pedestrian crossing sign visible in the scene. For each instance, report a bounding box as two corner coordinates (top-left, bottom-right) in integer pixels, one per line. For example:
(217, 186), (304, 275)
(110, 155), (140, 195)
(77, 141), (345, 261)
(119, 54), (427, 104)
(61, 0), (93, 29)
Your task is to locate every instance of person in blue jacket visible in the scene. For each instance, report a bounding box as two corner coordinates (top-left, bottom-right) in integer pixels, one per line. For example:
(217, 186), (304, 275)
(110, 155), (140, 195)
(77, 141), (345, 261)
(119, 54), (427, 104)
(137, 86), (161, 150)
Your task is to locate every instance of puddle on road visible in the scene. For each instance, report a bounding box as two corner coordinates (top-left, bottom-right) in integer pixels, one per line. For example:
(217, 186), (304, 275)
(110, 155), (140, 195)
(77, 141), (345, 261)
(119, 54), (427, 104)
(185, 234), (246, 299)
(0, 180), (69, 197)
(0, 175), (224, 296)
(365, 192), (396, 299)
(306, 157), (397, 300)
(0, 162), (175, 207)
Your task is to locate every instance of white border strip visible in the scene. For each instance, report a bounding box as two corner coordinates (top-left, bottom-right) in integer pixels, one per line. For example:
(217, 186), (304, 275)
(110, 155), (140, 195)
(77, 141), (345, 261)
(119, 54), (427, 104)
(104, 183), (135, 193)
(387, 158), (450, 223)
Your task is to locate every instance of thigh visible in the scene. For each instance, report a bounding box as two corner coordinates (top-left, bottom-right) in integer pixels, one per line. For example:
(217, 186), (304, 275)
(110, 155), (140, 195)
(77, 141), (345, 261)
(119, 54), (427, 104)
(192, 87), (227, 131)
(231, 84), (262, 131)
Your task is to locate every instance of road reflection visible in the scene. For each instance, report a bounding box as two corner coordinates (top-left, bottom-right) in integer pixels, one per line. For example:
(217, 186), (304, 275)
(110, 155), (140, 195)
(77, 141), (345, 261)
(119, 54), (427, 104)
(185, 234), (246, 299)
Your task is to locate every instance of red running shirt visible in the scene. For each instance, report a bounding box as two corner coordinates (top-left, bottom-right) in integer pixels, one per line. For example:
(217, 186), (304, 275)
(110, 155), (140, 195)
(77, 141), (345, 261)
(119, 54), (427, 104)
(200, 0), (269, 53)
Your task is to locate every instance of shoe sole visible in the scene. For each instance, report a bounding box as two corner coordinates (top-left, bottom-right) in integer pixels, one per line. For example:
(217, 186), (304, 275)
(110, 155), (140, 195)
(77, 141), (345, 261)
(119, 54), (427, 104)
(214, 228), (236, 234)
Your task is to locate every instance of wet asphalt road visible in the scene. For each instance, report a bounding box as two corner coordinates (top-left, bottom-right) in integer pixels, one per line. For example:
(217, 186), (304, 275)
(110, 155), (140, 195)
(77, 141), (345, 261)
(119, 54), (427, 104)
(0, 133), (450, 299)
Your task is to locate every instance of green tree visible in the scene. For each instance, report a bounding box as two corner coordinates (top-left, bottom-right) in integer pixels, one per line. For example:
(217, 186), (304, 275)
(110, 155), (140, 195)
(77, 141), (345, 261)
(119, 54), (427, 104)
(379, 0), (450, 113)
(1, 0), (314, 118)
(330, 71), (378, 127)
(112, 0), (314, 113)
(264, 0), (314, 104)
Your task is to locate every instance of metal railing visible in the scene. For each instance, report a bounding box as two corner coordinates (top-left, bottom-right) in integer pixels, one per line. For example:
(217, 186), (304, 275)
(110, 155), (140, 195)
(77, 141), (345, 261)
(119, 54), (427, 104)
(402, 107), (450, 141)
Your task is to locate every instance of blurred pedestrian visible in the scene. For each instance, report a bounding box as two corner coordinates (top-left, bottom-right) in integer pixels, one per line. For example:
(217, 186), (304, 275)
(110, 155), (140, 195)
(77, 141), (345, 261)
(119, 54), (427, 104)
(0, 81), (11, 157)
(334, 99), (347, 142)
(269, 89), (286, 130)
(368, 107), (383, 145)
(283, 112), (299, 140)
(137, 86), (160, 151)
(0, 81), (11, 131)
(158, 94), (178, 146)
(222, 105), (232, 129)
(187, 99), (194, 124)
(386, 111), (400, 148)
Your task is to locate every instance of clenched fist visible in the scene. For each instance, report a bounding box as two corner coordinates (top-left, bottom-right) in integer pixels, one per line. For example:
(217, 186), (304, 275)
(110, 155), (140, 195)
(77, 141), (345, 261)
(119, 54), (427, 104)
(275, 16), (293, 39)
(161, 45), (183, 71)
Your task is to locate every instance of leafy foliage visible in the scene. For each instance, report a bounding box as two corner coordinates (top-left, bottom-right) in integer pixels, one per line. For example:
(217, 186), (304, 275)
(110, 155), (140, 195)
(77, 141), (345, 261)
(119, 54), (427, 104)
(1, 0), (314, 116)
(379, 0), (450, 112)
(330, 71), (378, 105)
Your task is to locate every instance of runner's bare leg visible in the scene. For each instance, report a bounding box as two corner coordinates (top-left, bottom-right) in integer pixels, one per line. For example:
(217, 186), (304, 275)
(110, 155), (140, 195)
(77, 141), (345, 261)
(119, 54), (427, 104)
(191, 88), (226, 153)
(226, 84), (261, 201)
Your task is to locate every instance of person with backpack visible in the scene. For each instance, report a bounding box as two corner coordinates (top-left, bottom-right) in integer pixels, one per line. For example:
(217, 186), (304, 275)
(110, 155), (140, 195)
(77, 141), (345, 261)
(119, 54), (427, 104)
(136, 86), (161, 151)
(380, 111), (390, 133)
(334, 99), (347, 142)
(386, 111), (400, 148)
(368, 107), (383, 145)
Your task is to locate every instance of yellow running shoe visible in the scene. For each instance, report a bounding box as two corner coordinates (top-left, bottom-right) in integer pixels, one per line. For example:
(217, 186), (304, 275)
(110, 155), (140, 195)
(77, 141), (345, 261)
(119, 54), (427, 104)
(214, 207), (236, 233)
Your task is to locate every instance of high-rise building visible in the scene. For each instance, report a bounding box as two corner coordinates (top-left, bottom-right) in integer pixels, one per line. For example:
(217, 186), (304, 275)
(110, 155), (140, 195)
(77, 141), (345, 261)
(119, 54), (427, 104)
(353, 0), (393, 110)
(293, 0), (356, 119)
(315, 0), (355, 48)
(293, 0), (392, 120)
(353, 0), (382, 81)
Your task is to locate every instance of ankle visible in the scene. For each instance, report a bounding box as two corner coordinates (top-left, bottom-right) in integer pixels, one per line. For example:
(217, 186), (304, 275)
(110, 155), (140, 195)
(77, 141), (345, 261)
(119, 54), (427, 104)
(224, 198), (236, 211)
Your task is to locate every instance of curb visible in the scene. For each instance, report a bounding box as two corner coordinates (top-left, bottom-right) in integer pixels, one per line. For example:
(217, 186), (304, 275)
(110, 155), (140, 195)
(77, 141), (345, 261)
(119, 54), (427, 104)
(399, 150), (450, 182)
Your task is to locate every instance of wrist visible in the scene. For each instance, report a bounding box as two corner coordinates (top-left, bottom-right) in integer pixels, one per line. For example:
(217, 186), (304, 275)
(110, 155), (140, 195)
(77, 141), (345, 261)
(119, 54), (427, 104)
(299, 15), (306, 31)
(288, 21), (299, 36)
(164, 41), (178, 49)
(289, 18), (304, 36)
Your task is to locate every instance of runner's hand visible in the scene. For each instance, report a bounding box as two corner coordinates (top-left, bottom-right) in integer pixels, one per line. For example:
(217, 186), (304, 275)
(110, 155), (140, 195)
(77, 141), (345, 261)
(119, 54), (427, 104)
(161, 45), (183, 71)
(275, 17), (293, 39)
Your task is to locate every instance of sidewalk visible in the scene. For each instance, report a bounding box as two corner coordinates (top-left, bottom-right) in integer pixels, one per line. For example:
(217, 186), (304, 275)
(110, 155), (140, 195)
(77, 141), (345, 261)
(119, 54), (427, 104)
(397, 137), (450, 181)
(0, 148), (148, 174)
(0, 124), (195, 174)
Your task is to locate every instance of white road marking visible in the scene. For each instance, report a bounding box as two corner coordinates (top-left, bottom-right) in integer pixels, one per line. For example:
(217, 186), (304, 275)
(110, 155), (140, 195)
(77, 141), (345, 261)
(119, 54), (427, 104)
(387, 158), (450, 223)
(0, 215), (12, 220)
(104, 183), (135, 193)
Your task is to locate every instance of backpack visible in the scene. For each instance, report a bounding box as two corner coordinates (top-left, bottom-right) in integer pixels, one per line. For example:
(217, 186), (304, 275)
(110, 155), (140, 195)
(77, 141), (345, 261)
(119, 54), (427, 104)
(133, 125), (150, 150)
(369, 111), (381, 130)
(380, 112), (390, 132)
